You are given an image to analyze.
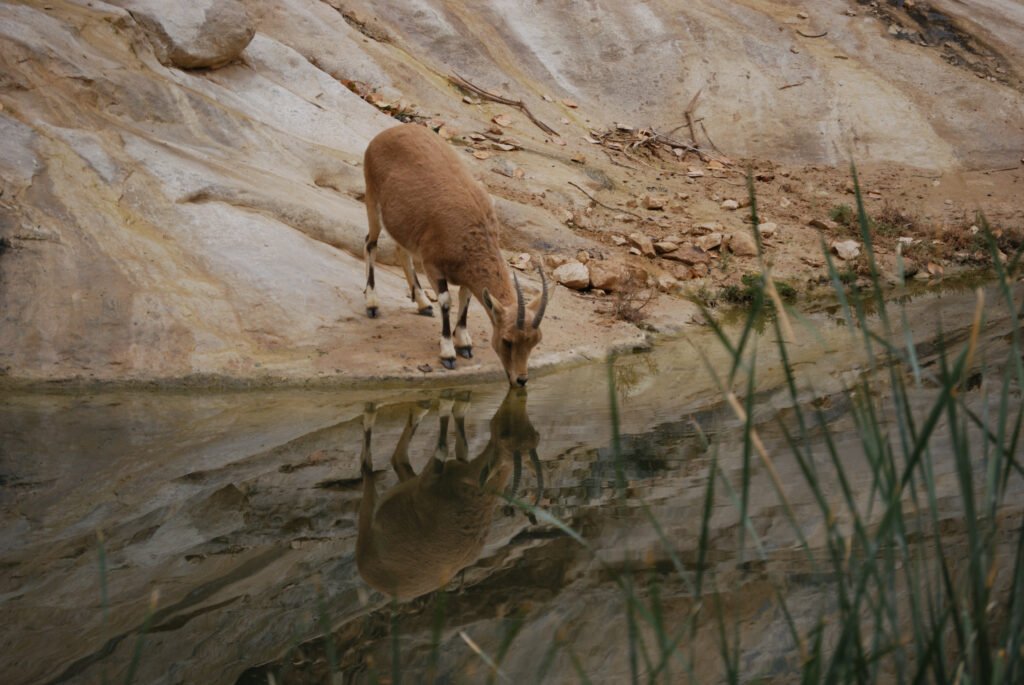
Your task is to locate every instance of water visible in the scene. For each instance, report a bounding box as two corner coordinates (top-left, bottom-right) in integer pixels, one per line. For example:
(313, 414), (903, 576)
(2, 282), (1022, 684)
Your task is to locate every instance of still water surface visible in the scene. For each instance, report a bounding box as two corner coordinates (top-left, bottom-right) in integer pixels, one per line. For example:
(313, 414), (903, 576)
(2, 283), (1022, 683)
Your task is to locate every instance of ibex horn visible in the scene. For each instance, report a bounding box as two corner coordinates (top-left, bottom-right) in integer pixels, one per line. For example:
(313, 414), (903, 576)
(531, 266), (548, 328)
(513, 271), (526, 330)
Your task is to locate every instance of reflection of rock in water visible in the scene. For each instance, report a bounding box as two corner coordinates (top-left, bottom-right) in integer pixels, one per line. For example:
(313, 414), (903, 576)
(356, 388), (541, 601)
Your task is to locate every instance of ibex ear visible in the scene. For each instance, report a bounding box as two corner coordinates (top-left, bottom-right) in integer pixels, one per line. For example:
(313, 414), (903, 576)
(482, 288), (504, 324)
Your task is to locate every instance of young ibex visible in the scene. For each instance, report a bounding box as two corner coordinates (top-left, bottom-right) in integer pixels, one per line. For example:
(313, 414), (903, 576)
(362, 124), (548, 387)
(357, 389), (541, 601)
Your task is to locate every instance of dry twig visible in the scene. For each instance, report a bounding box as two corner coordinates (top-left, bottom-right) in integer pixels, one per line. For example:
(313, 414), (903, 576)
(448, 73), (558, 136)
(684, 89), (703, 146)
(797, 30), (828, 38)
(568, 181), (644, 220)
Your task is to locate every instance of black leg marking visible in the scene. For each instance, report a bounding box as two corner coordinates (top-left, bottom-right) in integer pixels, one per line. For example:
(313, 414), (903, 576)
(439, 278), (456, 369)
(365, 238), (379, 318)
(455, 286), (472, 357)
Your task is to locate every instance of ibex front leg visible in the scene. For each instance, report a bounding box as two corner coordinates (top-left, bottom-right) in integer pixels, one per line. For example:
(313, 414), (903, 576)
(453, 390), (471, 462)
(431, 391), (455, 472)
(434, 278), (456, 370)
(454, 286), (473, 359)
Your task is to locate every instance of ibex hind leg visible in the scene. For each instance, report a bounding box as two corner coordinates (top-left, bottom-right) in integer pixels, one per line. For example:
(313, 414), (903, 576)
(397, 247), (433, 316)
(391, 400), (430, 482)
(363, 199), (384, 318)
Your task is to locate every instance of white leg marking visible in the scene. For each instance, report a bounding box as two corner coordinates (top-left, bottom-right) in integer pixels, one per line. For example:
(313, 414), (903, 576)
(365, 286), (379, 310)
(454, 326), (473, 349)
(440, 336), (456, 360)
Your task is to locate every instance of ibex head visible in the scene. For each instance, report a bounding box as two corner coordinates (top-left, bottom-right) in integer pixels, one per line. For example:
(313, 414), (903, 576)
(482, 267), (548, 387)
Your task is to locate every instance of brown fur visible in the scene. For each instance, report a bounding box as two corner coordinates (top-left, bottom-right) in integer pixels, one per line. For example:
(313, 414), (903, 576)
(356, 389), (539, 601)
(363, 124), (546, 385)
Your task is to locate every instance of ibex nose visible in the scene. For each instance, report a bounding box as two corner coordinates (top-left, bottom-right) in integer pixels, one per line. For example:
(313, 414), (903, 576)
(515, 376), (528, 387)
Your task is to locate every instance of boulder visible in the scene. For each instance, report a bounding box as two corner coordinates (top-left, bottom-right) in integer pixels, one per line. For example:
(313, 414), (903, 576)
(696, 233), (723, 251)
(545, 254), (569, 269)
(627, 232), (657, 258)
(832, 239), (861, 261)
(588, 260), (630, 292)
(810, 217), (841, 231)
(656, 274), (679, 293)
(727, 231), (758, 257)
(653, 240), (679, 254)
(553, 260), (591, 290)
(643, 194), (668, 210)
(758, 222), (778, 238)
(110, 0), (255, 69)
(663, 245), (710, 265)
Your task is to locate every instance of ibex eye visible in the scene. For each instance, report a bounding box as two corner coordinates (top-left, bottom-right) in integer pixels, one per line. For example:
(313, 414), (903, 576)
(502, 339), (513, 348)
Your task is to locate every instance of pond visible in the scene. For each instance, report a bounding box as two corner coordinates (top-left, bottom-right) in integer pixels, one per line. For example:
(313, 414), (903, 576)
(2, 280), (1023, 684)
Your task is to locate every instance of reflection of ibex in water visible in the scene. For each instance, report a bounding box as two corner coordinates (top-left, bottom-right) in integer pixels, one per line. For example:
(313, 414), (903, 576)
(356, 389), (542, 601)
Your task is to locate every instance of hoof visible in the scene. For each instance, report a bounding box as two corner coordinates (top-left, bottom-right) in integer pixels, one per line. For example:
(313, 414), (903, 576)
(417, 306), (434, 317)
(366, 306), (379, 318)
(456, 346), (473, 359)
(441, 357), (456, 370)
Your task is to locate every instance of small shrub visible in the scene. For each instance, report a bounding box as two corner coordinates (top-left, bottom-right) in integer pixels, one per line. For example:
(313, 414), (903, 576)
(721, 273), (796, 304)
(829, 204), (854, 227)
(837, 269), (857, 285)
(612, 274), (655, 324)
(874, 201), (917, 237)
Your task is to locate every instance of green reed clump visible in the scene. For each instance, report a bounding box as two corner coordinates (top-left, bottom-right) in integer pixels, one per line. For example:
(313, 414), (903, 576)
(494, 168), (1024, 683)
(675, 168), (1024, 683)
(720, 272), (797, 304)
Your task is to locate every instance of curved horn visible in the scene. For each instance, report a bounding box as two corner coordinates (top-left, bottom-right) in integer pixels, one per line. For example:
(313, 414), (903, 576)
(513, 271), (526, 330)
(531, 266), (549, 328)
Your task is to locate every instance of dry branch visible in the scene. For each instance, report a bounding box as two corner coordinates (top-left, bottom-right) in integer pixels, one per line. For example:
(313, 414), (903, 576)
(683, 88), (703, 148)
(448, 73), (558, 136)
(568, 181), (643, 220)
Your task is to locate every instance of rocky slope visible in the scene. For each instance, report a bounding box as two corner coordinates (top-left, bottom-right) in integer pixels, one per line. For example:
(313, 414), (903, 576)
(1, 0), (1022, 386)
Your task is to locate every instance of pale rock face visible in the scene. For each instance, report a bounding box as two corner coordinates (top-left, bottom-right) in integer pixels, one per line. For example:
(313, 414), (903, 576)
(107, 0), (255, 69)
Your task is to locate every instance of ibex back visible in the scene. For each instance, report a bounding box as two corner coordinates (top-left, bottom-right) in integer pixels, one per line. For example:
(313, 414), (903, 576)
(362, 124), (547, 386)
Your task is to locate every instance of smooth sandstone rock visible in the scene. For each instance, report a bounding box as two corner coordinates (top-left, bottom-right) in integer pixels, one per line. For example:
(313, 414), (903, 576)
(109, 0), (255, 69)
(553, 260), (591, 290)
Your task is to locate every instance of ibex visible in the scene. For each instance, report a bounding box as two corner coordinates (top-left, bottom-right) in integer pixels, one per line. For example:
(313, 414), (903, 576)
(362, 124), (548, 387)
(356, 389), (542, 601)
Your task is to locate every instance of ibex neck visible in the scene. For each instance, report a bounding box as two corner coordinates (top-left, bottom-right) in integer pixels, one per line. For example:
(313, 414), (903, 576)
(471, 257), (516, 307)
